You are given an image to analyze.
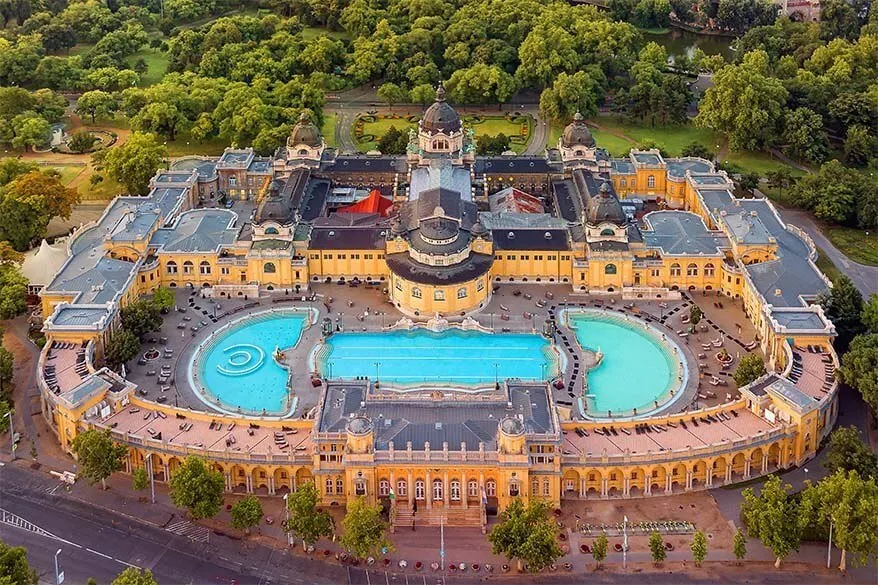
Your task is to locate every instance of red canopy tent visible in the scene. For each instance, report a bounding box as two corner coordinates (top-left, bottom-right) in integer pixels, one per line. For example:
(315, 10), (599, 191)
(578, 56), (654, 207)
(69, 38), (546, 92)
(337, 189), (393, 216)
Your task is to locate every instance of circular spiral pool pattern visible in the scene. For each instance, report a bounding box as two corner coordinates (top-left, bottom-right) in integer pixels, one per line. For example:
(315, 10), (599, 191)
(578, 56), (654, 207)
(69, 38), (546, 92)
(216, 344), (265, 376)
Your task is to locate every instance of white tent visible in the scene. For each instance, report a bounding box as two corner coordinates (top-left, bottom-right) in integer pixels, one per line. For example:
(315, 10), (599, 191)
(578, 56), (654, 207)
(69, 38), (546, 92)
(20, 239), (68, 292)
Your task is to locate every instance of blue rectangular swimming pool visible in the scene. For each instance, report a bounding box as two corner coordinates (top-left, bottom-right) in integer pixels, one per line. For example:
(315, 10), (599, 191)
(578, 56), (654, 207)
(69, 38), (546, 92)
(319, 329), (556, 387)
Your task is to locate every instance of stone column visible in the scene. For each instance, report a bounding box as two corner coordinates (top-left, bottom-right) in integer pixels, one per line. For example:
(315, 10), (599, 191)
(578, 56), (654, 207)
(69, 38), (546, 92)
(225, 473), (232, 492)
(462, 470), (468, 509)
(725, 465), (732, 483)
(426, 471), (432, 509)
(408, 471), (413, 506)
(162, 463), (170, 482)
(744, 459), (752, 479)
(645, 477), (651, 496)
(761, 454), (768, 474)
(579, 477), (585, 498)
(623, 477), (630, 497)
(706, 469), (713, 488)
(665, 473), (672, 493)
(685, 471), (692, 491)
(269, 476), (275, 495)
(601, 477), (608, 498)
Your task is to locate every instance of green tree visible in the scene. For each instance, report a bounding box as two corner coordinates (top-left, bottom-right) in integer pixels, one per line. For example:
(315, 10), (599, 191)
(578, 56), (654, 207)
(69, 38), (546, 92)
(11, 113), (51, 151)
(689, 305), (703, 325)
(132, 466), (149, 492)
(765, 168), (795, 201)
(592, 534), (607, 568)
(169, 456), (225, 520)
(782, 108), (828, 164)
(375, 126), (409, 155)
(446, 64), (517, 106)
(111, 567), (157, 585)
(738, 172), (761, 193)
(741, 475), (801, 568)
(68, 131), (97, 153)
(839, 334), (878, 412)
(817, 274), (864, 350)
(121, 299), (163, 339)
(284, 481), (334, 547)
(0, 346), (13, 393)
(691, 530), (707, 566)
(649, 531), (666, 564)
(825, 426), (878, 480)
(843, 125), (875, 167)
(487, 498), (563, 572)
(695, 50), (788, 150)
(131, 102), (186, 141)
(71, 428), (128, 490)
(231, 496), (264, 533)
(152, 287), (175, 312)
(410, 84), (436, 106)
(791, 161), (869, 228)
(539, 70), (603, 121)
(733, 529), (747, 563)
(476, 134), (511, 156)
(376, 83), (408, 111)
(0, 400), (11, 434)
(733, 353), (766, 387)
(104, 329), (140, 370)
(0, 261), (28, 318)
(681, 142), (714, 160)
(76, 91), (117, 124)
(0, 540), (38, 585)
(799, 470), (878, 571)
(340, 497), (392, 559)
(863, 295), (878, 334)
(94, 132), (167, 195)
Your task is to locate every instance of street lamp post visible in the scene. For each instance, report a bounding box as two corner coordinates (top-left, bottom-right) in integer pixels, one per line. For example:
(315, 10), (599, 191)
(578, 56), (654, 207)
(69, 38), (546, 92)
(282, 493), (292, 547)
(4, 411), (13, 460)
(827, 518), (833, 569)
(54, 549), (62, 585)
(374, 361), (380, 384)
(622, 515), (628, 569)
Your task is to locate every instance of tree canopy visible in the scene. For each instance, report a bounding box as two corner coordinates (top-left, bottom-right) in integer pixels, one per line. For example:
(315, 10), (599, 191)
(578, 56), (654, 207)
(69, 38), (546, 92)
(112, 568), (158, 585)
(94, 132), (167, 195)
(839, 334), (878, 413)
(339, 496), (392, 559)
(169, 456), (225, 519)
(0, 540), (38, 585)
(825, 426), (878, 480)
(741, 475), (801, 568)
(231, 495), (264, 532)
(733, 353), (766, 387)
(487, 498), (564, 572)
(72, 428), (128, 489)
(284, 481), (334, 546)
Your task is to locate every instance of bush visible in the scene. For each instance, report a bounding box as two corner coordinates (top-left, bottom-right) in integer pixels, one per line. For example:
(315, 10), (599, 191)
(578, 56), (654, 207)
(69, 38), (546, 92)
(69, 131), (98, 153)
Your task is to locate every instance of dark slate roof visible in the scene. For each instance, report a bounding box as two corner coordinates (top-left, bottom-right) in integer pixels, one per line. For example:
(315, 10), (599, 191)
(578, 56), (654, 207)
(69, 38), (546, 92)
(642, 211), (729, 255)
(552, 180), (582, 223)
(492, 228), (570, 251)
(421, 84), (461, 134)
(416, 188), (463, 221)
(317, 382), (556, 450)
(561, 113), (596, 148)
(255, 168), (309, 225)
(473, 157), (559, 174)
(322, 155), (406, 173)
(385, 252), (493, 285)
(299, 178), (330, 222)
(309, 226), (386, 250)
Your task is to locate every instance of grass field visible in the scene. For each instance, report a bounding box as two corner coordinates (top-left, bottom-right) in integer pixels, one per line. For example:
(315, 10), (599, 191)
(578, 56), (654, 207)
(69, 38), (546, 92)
(593, 117), (719, 156)
(823, 226), (878, 266)
(721, 151), (807, 177)
(127, 47), (169, 87)
(321, 114), (337, 148)
(165, 132), (229, 157)
(301, 26), (350, 40)
(815, 248), (843, 284)
(355, 115), (531, 153)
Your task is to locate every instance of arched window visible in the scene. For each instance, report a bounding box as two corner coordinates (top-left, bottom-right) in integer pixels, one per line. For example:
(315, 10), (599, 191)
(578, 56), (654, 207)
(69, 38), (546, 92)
(325, 478), (333, 494)
(397, 479), (407, 497)
(468, 480), (479, 497)
(670, 263), (681, 277)
(166, 261), (177, 274)
(687, 263), (698, 276)
(412, 287), (422, 299)
(604, 263), (617, 275)
(378, 479), (390, 496)
(450, 480), (461, 501)
(486, 480), (496, 497)
(432, 479), (443, 501)
(600, 228), (615, 236)
(264, 262), (276, 273)
(199, 260), (211, 275)
(434, 289), (445, 301)
(531, 479), (539, 496)
(183, 260), (194, 274)
(704, 263), (715, 277)
(456, 287), (467, 299)
(265, 227), (279, 235)
(647, 175), (656, 188)
(415, 480), (425, 500)
(432, 139), (449, 151)
(509, 480), (520, 497)
(335, 478), (344, 494)
(543, 479), (550, 496)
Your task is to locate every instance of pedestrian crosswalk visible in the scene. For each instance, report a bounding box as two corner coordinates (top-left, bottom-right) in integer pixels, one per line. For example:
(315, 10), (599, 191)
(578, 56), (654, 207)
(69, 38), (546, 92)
(0, 508), (62, 540)
(165, 518), (210, 543)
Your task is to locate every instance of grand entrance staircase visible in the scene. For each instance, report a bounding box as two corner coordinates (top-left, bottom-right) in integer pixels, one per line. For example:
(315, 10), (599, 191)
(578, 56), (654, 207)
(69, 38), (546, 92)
(393, 503), (484, 530)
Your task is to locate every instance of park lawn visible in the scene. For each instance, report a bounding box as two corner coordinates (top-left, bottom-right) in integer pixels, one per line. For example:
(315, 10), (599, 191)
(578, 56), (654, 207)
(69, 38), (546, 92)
(48, 165), (88, 185)
(547, 121), (564, 149)
(823, 226), (878, 266)
(165, 132), (229, 157)
(592, 117), (719, 156)
(590, 129), (635, 156)
(815, 248), (843, 284)
(321, 114), (337, 148)
(721, 150), (807, 177)
(471, 116), (531, 154)
(128, 47), (169, 87)
(79, 172), (125, 201)
(301, 26), (350, 40)
(355, 117), (417, 152)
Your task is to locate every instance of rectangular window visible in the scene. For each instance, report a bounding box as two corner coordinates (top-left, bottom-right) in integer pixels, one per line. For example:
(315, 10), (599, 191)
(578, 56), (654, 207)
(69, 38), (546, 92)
(535, 255), (543, 261)
(548, 255), (556, 261)
(324, 254), (333, 260)
(509, 255), (516, 261)
(395, 280), (402, 291)
(477, 280), (484, 291)
(310, 254), (319, 259)
(647, 175), (656, 188)
(229, 177), (237, 187)
(364, 254), (373, 260)
(337, 254), (346, 260)
(521, 255), (529, 260)
(221, 267), (230, 275)
(248, 177), (253, 185)
(651, 269), (660, 277)
(621, 178), (627, 187)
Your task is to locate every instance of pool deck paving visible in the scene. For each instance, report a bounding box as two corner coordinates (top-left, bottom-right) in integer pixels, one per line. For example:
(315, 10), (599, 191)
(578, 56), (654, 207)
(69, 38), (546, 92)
(125, 284), (759, 423)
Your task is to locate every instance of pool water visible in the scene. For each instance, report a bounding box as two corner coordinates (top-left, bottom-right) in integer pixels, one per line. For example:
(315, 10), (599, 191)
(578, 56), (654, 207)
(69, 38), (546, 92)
(567, 313), (679, 415)
(198, 312), (307, 413)
(319, 329), (555, 387)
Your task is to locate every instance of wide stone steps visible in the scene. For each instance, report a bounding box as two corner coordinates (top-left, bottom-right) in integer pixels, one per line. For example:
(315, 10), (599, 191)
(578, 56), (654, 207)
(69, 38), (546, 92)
(394, 504), (482, 528)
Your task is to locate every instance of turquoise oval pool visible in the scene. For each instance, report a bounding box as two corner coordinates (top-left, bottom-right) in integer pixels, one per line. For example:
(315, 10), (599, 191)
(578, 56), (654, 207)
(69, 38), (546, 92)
(317, 329), (556, 388)
(566, 311), (682, 416)
(196, 311), (307, 414)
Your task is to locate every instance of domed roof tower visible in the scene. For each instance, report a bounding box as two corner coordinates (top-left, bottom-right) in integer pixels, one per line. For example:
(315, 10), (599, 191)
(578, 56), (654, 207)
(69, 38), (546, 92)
(289, 112), (321, 147)
(420, 83), (462, 135)
(586, 183), (626, 225)
(561, 112), (596, 148)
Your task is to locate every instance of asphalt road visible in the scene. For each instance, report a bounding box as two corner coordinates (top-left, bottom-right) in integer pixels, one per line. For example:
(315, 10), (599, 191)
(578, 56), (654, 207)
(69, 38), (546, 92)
(0, 465), (345, 585)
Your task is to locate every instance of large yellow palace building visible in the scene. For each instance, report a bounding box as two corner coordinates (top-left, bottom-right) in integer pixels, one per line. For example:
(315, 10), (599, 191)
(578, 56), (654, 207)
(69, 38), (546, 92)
(32, 89), (839, 528)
